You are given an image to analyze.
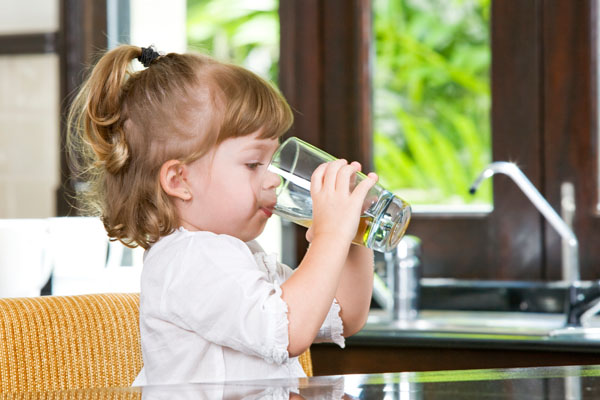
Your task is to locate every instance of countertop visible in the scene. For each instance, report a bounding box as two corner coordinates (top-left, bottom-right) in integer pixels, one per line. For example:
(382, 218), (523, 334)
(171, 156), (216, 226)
(356, 278), (600, 353)
(22, 364), (600, 399)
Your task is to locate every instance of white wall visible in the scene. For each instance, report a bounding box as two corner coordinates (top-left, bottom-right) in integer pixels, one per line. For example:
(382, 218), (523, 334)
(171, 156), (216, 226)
(0, 1), (60, 218)
(0, 0), (58, 34)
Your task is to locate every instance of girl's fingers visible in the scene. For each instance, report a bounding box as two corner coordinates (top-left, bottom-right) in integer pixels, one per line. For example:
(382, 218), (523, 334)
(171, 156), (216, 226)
(322, 159), (347, 190)
(310, 162), (328, 193)
(351, 172), (379, 203)
(312, 160), (372, 197)
(336, 163), (360, 192)
(348, 162), (362, 190)
(305, 225), (314, 242)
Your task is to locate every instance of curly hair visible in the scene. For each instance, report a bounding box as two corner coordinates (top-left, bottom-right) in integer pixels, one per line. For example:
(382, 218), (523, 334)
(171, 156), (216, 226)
(67, 45), (293, 249)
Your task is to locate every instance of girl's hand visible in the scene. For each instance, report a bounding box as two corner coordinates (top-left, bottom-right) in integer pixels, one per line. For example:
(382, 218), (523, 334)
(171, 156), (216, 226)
(306, 160), (378, 245)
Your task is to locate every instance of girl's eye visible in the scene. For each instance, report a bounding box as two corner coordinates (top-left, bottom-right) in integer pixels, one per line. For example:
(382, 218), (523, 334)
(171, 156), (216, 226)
(246, 162), (263, 170)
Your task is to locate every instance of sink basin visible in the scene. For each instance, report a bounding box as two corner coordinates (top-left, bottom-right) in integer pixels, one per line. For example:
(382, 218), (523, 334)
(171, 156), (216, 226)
(416, 278), (578, 313)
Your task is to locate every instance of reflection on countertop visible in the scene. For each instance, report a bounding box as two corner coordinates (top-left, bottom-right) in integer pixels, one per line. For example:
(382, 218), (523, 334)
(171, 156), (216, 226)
(19, 364), (600, 399)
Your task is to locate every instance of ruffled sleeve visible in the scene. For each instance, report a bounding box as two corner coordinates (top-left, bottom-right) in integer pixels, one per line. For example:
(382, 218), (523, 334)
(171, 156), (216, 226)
(250, 244), (346, 349)
(158, 233), (291, 364)
(313, 298), (345, 348)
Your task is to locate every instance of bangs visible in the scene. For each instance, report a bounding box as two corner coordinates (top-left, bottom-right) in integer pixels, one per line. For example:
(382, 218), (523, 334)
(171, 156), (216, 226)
(213, 64), (293, 143)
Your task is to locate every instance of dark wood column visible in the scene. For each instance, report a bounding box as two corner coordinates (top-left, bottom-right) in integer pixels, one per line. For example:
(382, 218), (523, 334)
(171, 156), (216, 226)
(542, 0), (598, 280)
(57, 0), (108, 216)
(279, 0), (372, 166)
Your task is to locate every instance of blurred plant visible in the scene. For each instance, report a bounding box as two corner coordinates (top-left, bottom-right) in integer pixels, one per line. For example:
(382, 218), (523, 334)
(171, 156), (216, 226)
(373, 0), (492, 205)
(187, 0), (279, 82)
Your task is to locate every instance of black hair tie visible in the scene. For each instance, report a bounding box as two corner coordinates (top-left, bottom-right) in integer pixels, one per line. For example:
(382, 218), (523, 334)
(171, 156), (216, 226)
(138, 46), (161, 68)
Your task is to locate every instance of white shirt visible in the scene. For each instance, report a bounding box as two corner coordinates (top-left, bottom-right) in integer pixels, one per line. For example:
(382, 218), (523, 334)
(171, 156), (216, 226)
(133, 228), (345, 385)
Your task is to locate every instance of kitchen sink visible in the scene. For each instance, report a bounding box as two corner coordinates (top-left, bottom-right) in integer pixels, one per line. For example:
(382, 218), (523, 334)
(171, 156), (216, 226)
(365, 279), (600, 341)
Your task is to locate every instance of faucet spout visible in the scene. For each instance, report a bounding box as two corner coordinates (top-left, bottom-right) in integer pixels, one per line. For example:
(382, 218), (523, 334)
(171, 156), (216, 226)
(470, 162), (579, 283)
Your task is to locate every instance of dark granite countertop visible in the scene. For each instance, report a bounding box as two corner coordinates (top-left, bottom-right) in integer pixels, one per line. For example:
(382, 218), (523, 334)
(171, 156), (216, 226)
(44, 364), (600, 399)
(350, 320), (600, 353)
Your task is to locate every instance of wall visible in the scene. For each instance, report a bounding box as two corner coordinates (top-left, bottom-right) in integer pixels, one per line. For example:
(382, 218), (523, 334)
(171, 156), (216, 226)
(0, 0), (60, 218)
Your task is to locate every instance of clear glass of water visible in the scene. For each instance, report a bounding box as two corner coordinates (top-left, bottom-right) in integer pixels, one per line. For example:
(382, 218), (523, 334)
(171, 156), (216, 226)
(268, 137), (411, 253)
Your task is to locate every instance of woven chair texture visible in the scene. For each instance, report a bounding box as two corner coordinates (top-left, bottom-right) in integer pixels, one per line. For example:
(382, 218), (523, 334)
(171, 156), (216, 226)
(0, 293), (312, 393)
(3, 388), (140, 400)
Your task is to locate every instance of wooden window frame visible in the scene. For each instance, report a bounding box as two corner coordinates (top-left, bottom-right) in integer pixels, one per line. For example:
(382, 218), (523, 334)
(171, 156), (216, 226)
(279, 0), (598, 281)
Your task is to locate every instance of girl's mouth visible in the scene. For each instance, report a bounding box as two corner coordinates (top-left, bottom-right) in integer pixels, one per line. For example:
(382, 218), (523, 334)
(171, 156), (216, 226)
(261, 207), (273, 218)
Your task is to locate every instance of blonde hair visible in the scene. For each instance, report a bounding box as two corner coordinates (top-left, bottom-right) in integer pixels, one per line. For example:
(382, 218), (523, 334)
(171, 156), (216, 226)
(67, 45), (293, 249)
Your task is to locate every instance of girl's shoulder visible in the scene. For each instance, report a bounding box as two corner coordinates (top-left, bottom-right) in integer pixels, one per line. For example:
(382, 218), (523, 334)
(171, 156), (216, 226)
(147, 228), (253, 263)
(143, 228), (292, 286)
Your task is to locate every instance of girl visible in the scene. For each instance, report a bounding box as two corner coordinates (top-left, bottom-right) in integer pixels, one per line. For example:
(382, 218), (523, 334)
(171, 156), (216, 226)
(67, 45), (378, 384)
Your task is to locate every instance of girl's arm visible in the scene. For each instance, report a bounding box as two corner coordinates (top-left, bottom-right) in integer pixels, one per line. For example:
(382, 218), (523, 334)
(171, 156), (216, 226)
(334, 244), (374, 337)
(280, 160), (377, 357)
(297, 237), (373, 338)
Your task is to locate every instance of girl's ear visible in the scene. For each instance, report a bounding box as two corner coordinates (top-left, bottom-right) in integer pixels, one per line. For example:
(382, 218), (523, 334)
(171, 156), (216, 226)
(159, 160), (192, 201)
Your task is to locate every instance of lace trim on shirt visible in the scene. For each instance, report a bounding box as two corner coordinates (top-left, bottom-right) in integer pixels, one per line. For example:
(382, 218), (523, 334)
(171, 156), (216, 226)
(312, 297), (345, 348)
(329, 298), (346, 348)
(261, 281), (291, 365)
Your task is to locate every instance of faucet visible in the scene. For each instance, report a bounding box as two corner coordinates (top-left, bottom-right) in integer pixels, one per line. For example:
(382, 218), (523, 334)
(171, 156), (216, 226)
(373, 235), (421, 322)
(470, 161), (580, 283)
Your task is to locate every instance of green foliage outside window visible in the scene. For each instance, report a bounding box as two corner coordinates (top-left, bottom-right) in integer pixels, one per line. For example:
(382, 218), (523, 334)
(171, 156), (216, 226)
(186, 0), (492, 206)
(187, 0), (279, 82)
(373, 0), (492, 205)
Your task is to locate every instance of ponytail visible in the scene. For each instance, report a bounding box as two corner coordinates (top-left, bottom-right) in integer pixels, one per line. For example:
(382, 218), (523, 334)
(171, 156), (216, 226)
(68, 45), (141, 175)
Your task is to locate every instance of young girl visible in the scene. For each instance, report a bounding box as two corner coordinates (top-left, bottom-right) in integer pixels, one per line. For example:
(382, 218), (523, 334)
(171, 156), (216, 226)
(67, 45), (378, 384)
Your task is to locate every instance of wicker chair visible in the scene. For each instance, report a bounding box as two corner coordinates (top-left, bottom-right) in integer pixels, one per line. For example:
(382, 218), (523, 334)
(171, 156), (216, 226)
(0, 293), (312, 393)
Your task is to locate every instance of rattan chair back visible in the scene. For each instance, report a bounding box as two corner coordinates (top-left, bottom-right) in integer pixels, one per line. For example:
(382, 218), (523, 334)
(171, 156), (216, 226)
(0, 293), (312, 393)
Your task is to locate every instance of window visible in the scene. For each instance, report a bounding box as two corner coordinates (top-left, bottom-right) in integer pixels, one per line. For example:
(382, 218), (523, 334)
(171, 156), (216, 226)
(280, 0), (599, 281)
(372, 0), (492, 209)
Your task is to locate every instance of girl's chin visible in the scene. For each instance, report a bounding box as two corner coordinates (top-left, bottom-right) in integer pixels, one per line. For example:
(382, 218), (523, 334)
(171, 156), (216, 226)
(236, 226), (267, 243)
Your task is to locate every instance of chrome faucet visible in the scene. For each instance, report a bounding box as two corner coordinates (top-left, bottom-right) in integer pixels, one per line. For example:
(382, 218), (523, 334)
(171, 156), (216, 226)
(470, 162), (580, 283)
(373, 235), (421, 321)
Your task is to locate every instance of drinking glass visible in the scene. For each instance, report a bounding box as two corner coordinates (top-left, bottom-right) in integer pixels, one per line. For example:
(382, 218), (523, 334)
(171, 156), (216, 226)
(268, 137), (411, 252)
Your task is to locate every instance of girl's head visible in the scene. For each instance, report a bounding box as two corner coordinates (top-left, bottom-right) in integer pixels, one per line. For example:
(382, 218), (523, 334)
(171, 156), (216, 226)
(68, 45), (293, 249)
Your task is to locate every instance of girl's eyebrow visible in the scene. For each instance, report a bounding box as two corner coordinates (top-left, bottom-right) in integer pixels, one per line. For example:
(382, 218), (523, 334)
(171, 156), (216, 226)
(242, 141), (274, 152)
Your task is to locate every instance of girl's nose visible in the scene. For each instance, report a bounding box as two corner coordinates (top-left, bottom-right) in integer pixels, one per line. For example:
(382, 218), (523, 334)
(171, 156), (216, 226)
(263, 169), (282, 190)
